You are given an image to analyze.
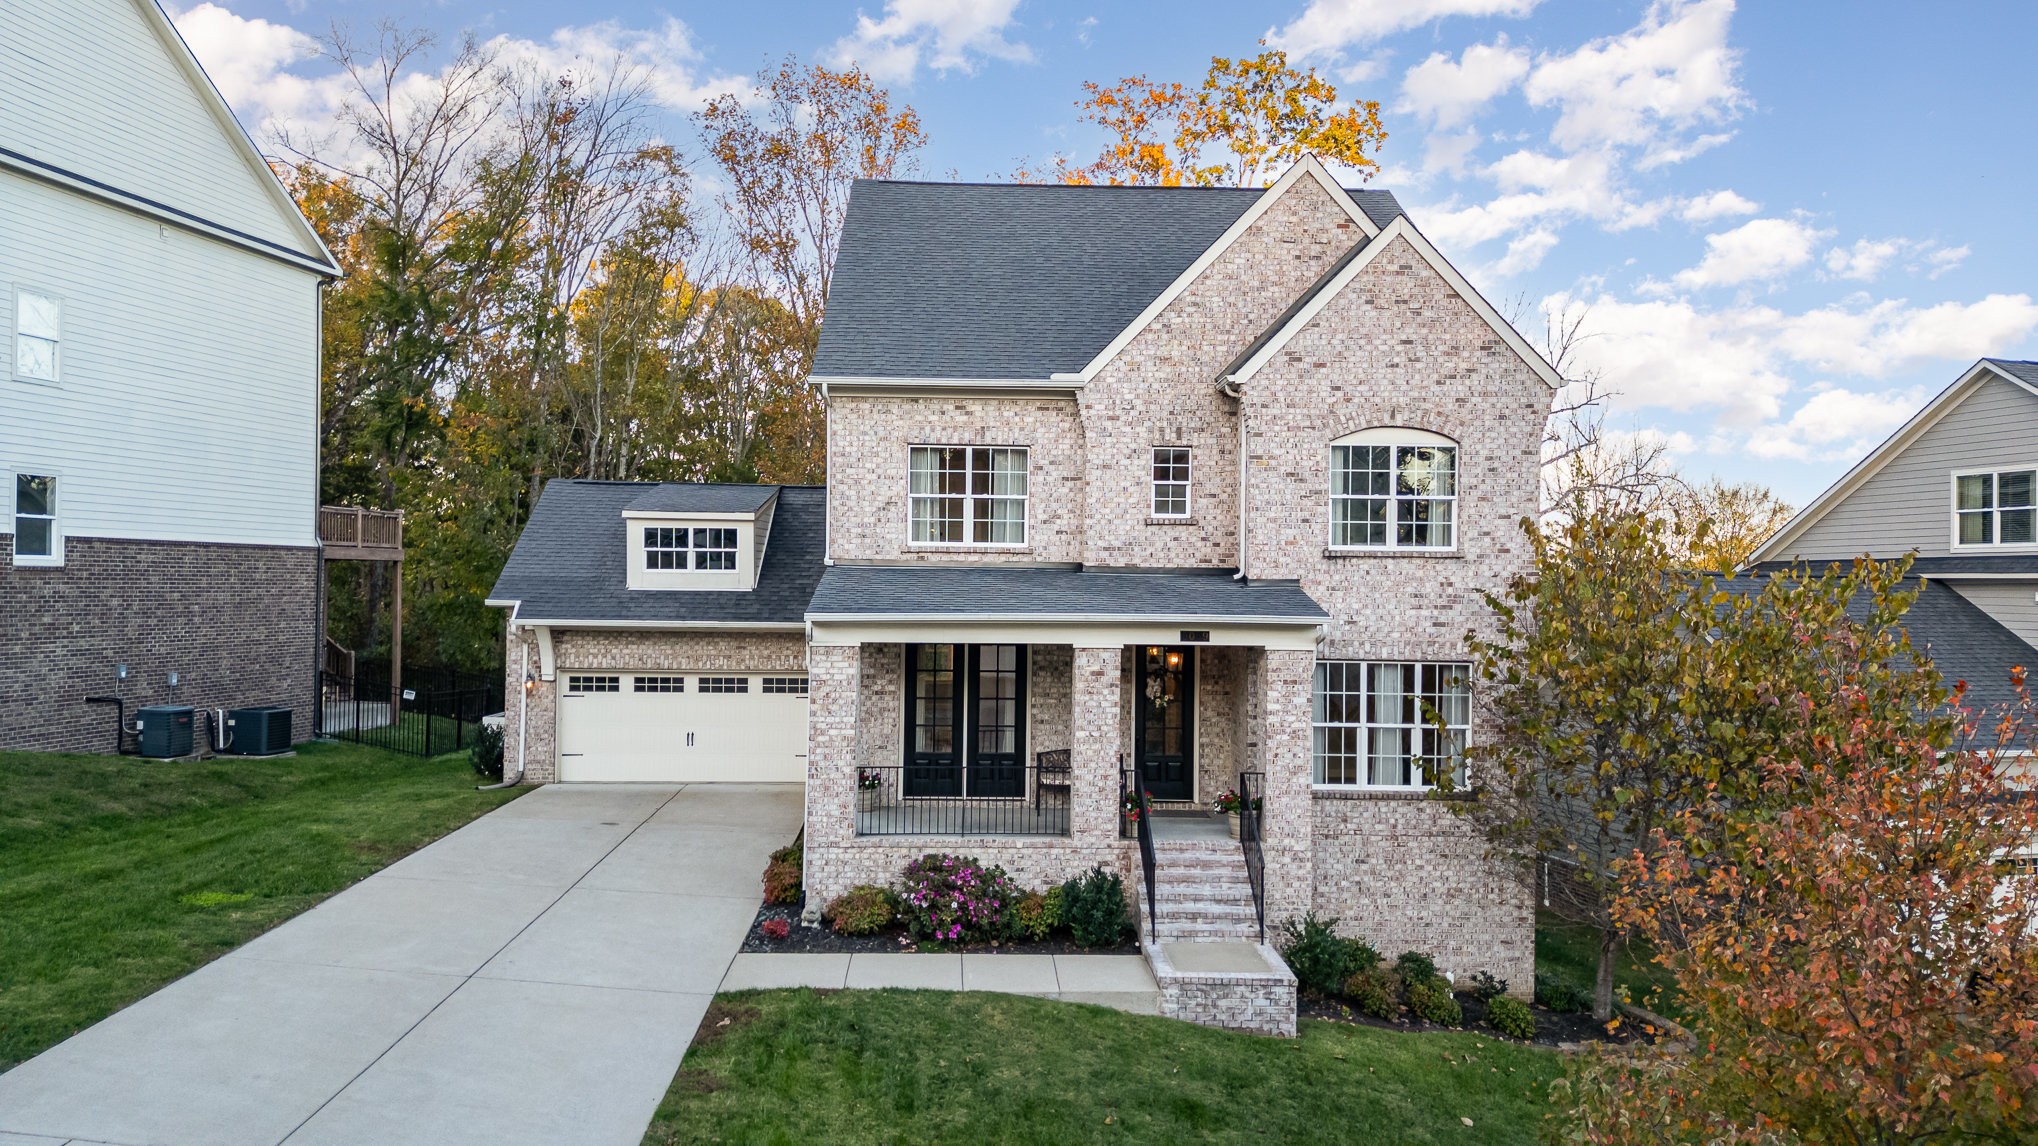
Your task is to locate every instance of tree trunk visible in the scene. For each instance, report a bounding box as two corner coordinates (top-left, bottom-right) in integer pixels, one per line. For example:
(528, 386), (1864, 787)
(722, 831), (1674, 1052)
(1594, 928), (1619, 1022)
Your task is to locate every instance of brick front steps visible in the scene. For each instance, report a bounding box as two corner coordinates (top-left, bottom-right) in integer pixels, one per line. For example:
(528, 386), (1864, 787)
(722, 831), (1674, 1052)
(1138, 837), (1298, 1036)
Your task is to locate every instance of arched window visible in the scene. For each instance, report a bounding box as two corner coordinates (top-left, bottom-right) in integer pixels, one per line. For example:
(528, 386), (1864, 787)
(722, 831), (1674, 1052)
(1329, 428), (1457, 550)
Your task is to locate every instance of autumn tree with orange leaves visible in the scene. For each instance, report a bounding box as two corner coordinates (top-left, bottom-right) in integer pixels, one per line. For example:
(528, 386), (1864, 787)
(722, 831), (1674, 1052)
(1552, 646), (2038, 1142)
(1020, 45), (1385, 187)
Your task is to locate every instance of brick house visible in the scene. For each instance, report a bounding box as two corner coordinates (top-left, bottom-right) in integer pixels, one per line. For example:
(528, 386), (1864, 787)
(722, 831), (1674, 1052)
(490, 158), (1557, 1029)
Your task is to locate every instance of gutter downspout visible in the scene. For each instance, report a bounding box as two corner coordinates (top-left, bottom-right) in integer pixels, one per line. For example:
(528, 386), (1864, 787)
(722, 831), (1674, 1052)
(1219, 375), (1248, 581)
(478, 637), (529, 790)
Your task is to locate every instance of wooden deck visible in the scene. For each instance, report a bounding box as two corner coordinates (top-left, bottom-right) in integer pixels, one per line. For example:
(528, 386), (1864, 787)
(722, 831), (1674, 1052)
(319, 505), (404, 561)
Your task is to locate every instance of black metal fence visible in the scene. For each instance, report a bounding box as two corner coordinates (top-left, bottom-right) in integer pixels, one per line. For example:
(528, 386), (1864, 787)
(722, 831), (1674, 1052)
(853, 761), (1072, 836)
(317, 670), (503, 758)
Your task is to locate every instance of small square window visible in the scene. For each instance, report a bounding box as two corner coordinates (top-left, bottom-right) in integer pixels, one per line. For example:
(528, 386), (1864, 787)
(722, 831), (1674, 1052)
(698, 676), (749, 694)
(566, 674), (620, 693)
(762, 676), (808, 695)
(633, 675), (685, 693)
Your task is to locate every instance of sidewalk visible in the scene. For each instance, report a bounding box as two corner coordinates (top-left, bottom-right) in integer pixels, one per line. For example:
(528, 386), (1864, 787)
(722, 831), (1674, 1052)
(720, 952), (1160, 1014)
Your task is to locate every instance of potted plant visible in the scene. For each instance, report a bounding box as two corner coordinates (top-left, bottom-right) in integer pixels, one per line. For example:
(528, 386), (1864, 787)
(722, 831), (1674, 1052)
(1120, 788), (1144, 825)
(1211, 788), (1259, 839)
(856, 769), (883, 812)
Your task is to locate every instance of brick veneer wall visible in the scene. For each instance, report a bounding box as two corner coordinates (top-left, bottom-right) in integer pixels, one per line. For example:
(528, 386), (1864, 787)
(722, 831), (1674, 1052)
(0, 535), (318, 753)
(501, 627), (808, 784)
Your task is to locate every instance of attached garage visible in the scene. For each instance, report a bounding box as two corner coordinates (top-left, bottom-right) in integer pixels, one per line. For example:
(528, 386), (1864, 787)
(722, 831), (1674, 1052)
(555, 671), (808, 783)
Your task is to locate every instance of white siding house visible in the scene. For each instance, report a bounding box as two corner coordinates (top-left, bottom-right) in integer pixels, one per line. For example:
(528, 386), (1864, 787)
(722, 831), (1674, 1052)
(0, 0), (339, 752)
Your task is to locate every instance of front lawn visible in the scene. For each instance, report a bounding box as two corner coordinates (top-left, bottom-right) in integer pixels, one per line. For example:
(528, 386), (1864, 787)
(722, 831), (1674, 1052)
(0, 741), (521, 1068)
(1534, 910), (1680, 1019)
(648, 989), (1561, 1144)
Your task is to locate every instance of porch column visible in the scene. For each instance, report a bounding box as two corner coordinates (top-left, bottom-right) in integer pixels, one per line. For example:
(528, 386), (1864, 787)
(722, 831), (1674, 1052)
(1069, 644), (1124, 848)
(803, 642), (861, 917)
(1259, 648), (1316, 928)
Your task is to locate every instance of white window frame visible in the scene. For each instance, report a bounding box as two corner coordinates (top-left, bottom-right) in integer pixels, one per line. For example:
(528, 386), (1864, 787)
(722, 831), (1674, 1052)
(1950, 467), (2038, 550)
(13, 288), (60, 384)
(1151, 446), (1191, 518)
(12, 472), (61, 567)
(642, 525), (739, 571)
(1327, 428), (1458, 552)
(907, 445), (1029, 548)
(1310, 659), (1471, 790)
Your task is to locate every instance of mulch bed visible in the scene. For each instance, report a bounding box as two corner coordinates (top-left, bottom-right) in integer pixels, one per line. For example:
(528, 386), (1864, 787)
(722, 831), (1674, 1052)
(740, 899), (1140, 956)
(1299, 991), (1665, 1048)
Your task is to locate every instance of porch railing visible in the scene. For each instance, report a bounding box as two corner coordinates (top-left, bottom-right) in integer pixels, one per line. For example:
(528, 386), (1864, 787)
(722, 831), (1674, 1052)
(1124, 762), (1157, 937)
(1239, 770), (1266, 944)
(853, 761), (1071, 837)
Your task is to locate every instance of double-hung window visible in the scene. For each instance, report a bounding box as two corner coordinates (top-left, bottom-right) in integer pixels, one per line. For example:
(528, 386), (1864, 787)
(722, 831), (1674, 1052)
(14, 290), (59, 382)
(1955, 469), (2037, 546)
(14, 474), (56, 563)
(909, 446), (1027, 546)
(643, 526), (738, 570)
(1312, 661), (1470, 788)
(1330, 436), (1457, 550)
(1152, 447), (1190, 517)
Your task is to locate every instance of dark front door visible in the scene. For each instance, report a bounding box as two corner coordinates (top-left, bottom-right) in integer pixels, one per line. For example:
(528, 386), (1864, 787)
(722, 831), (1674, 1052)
(903, 644), (1027, 798)
(1136, 646), (1194, 801)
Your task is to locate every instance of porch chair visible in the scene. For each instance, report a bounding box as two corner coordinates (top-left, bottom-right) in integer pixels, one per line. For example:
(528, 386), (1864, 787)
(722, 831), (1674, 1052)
(1034, 748), (1072, 811)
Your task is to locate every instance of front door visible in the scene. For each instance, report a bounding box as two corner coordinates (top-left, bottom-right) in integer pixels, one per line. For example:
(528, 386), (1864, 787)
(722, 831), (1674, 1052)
(1135, 646), (1194, 801)
(903, 644), (1026, 798)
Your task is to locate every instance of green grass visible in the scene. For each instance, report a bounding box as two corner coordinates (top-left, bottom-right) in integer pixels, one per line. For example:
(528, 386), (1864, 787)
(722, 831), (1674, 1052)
(0, 741), (521, 1068)
(1534, 911), (1680, 1017)
(647, 990), (1561, 1145)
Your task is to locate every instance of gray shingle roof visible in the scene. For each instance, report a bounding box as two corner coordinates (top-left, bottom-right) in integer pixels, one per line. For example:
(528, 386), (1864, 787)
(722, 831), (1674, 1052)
(625, 484), (778, 514)
(812, 179), (1405, 381)
(488, 481), (823, 625)
(806, 564), (1329, 622)
(1986, 358), (2038, 387)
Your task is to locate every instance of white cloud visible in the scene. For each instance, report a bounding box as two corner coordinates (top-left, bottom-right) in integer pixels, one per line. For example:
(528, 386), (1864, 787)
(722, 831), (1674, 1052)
(1523, 0), (1744, 162)
(1743, 386), (1922, 460)
(507, 19), (731, 111)
(1488, 227), (1559, 276)
(1421, 129), (1483, 176)
(167, 3), (324, 132)
(1822, 237), (1971, 283)
(1668, 217), (1826, 290)
(1400, 39), (1530, 129)
(828, 0), (1032, 83)
(1268, 0), (1542, 59)
(1680, 189), (1758, 222)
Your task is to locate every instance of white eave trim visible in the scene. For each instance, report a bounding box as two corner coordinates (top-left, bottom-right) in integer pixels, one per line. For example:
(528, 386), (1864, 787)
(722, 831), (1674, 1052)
(1224, 214), (1563, 391)
(1062, 155), (1384, 386)
(804, 611), (1328, 626)
(808, 374), (1081, 396)
(504, 618), (808, 632)
(620, 509), (766, 522)
(1746, 360), (2038, 566)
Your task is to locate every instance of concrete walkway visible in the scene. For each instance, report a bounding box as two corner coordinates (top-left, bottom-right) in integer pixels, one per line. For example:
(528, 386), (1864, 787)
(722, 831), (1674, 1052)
(721, 952), (1161, 1014)
(0, 782), (802, 1146)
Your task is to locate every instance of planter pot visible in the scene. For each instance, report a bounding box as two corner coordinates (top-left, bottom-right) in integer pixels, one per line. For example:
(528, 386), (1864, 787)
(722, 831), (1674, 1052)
(1226, 811), (1241, 840)
(857, 788), (880, 812)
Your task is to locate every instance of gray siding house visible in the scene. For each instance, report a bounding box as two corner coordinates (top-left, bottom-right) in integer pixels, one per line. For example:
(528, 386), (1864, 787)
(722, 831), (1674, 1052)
(1750, 358), (2038, 709)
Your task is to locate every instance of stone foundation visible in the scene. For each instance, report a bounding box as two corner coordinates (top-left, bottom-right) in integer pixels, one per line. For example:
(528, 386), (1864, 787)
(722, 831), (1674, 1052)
(1147, 941), (1298, 1037)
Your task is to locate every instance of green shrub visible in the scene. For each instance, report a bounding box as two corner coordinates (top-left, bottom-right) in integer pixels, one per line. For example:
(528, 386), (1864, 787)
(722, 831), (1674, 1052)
(1406, 976), (1462, 1026)
(1467, 970), (1508, 1002)
(1060, 867), (1130, 948)
(1486, 995), (1536, 1040)
(1013, 891), (1055, 940)
(1393, 950), (1438, 985)
(469, 723), (505, 781)
(1344, 966), (1401, 1020)
(1278, 913), (1380, 997)
(1041, 885), (1066, 928)
(824, 886), (895, 935)
(762, 840), (803, 905)
(899, 854), (1021, 944)
(1534, 973), (1593, 1014)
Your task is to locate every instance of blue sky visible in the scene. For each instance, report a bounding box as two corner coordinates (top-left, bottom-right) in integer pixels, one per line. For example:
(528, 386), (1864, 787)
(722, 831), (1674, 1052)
(168, 0), (2038, 506)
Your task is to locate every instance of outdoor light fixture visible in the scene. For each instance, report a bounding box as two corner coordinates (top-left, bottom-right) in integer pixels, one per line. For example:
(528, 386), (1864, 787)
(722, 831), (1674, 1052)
(524, 672), (535, 694)
(1166, 652), (1183, 669)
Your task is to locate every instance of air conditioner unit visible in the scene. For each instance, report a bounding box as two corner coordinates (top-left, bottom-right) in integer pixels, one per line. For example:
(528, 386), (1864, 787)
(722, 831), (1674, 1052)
(225, 707), (292, 756)
(138, 705), (194, 759)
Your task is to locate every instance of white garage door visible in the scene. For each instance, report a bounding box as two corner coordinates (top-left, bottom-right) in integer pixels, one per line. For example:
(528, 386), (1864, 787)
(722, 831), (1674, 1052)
(555, 672), (808, 782)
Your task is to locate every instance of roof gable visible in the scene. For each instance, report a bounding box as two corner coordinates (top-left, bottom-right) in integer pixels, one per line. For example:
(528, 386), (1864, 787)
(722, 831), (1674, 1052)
(0, 0), (336, 274)
(1747, 359), (2038, 566)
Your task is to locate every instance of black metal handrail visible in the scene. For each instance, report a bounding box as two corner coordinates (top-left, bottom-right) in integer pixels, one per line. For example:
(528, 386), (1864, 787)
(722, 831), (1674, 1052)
(1126, 760), (1158, 937)
(853, 761), (1071, 837)
(1239, 770), (1266, 943)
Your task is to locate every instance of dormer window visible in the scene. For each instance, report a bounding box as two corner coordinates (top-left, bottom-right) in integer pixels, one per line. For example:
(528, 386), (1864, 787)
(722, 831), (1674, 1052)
(1954, 469), (2037, 546)
(645, 526), (738, 570)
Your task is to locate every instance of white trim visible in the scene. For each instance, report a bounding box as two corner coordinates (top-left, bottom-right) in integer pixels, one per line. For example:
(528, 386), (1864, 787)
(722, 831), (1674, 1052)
(1949, 465), (2038, 553)
(1308, 657), (1472, 791)
(10, 467), (63, 567)
(507, 618), (808, 632)
(906, 444), (1030, 549)
(813, 618), (1325, 652)
(809, 374), (1080, 396)
(1150, 445), (1192, 519)
(620, 509), (765, 522)
(1225, 215), (1563, 390)
(136, 0), (340, 274)
(11, 286), (61, 385)
(1326, 436), (1460, 554)
(1748, 360), (2038, 566)
(1064, 156), (1383, 386)
(806, 612), (1326, 625)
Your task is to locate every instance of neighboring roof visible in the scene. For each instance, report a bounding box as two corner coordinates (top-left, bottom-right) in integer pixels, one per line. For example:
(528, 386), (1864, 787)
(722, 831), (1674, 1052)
(487, 482), (824, 626)
(1748, 359), (2038, 566)
(1715, 573), (2036, 713)
(811, 170), (1405, 383)
(625, 484), (778, 515)
(1751, 554), (2038, 578)
(805, 565), (1330, 623)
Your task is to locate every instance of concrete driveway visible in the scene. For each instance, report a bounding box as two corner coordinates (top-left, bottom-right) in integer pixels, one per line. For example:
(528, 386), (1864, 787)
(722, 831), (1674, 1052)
(0, 782), (801, 1146)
